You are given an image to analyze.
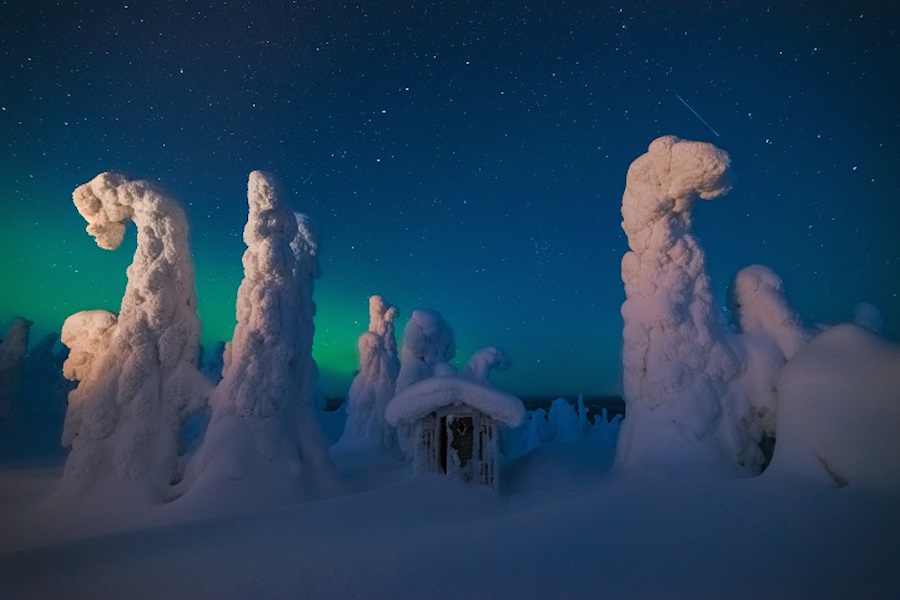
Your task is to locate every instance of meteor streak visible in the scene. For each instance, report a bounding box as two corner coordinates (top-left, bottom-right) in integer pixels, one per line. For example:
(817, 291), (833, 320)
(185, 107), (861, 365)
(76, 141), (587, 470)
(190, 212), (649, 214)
(675, 94), (720, 137)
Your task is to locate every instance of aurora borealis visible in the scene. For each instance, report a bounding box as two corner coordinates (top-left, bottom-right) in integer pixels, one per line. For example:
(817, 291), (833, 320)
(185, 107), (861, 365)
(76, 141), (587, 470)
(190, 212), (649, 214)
(1, 1), (898, 397)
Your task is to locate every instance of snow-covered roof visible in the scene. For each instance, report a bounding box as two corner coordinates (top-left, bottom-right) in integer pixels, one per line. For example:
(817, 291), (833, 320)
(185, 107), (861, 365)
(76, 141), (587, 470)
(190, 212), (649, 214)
(385, 376), (525, 428)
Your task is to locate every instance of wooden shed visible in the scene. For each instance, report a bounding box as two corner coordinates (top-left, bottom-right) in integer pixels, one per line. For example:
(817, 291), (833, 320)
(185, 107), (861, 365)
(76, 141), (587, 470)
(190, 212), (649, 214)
(385, 376), (525, 490)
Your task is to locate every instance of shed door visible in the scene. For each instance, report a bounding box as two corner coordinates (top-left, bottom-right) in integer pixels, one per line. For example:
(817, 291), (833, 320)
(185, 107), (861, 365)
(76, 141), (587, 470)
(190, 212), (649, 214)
(447, 415), (474, 470)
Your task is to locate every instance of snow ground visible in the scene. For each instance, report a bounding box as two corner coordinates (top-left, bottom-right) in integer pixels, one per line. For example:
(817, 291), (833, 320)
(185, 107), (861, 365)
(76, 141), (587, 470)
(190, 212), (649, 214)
(1, 433), (898, 599)
(2, 325), (900, 599)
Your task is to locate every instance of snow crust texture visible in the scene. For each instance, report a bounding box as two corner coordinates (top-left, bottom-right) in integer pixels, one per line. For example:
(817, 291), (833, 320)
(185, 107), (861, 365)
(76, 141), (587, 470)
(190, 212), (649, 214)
(59, 173), (209, 500)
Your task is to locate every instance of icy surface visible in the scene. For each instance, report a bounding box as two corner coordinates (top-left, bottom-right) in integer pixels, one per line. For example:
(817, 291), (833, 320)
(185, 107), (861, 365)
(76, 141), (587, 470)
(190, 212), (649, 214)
(385, 376), (525, 428)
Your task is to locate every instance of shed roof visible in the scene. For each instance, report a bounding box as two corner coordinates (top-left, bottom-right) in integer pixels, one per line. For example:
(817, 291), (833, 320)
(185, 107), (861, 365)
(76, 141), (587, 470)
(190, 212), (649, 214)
(385, 376), (525, 428)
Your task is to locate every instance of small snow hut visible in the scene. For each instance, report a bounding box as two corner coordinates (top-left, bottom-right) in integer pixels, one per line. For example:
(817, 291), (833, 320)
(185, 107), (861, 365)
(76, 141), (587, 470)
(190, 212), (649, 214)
(385, 376), (525, 490)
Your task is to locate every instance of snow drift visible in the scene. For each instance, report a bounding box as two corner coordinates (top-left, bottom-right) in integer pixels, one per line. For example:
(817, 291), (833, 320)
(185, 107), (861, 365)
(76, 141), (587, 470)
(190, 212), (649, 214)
(765, 324), (900, 491)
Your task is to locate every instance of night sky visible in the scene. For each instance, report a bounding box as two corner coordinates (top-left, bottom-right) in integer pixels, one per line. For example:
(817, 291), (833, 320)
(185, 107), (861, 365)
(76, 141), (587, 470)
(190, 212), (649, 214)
(1, 1), (898, 397)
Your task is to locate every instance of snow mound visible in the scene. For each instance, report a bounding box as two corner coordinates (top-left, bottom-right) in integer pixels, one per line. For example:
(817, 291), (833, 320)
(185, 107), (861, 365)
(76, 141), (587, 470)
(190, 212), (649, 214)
(766, 324), (900, 491)
(385, 376), (525, 428)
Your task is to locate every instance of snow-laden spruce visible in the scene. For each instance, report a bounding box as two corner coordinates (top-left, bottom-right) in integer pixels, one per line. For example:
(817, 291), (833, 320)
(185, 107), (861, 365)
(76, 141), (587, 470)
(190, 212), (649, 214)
(395, 308), (457, 395)
(184, 171), (334, 501)
(58, 174), (210, 501)
(21, 331), (71, 420)
(501, 397), (622, 460)
(618, 136), (739, 471)
(0, 317), (32, 420)
(463, 346), (511, 383)
(722, 264), (812, 459)
(617, 136), (811, 473)
(728, 264), (810, 360)
(340, 295), (401, 448)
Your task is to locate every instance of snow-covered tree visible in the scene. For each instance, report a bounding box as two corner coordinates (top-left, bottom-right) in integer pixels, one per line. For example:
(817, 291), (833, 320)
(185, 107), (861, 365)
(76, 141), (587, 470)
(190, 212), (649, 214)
(186, 171), (334, 500)
(21, 332), (71, 419)
(722, 265), (812, 466)
(58, 173), (210, 500)
(0, 317), (33, 420)
(729, 264), (810, 360)
(463, 346), (511, 384)
(617, 136), (749, 473)
(395, 309), (456, 395)
(390, 309), (457, 454)
(340, 295), (400, 448)
(617, 137), (815, 473)
(729, 265), (810, 413)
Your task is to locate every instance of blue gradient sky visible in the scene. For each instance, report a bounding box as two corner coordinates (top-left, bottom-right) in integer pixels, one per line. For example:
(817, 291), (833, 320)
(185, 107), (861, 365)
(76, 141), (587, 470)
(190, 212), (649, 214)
(1, 1), (898, 396)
